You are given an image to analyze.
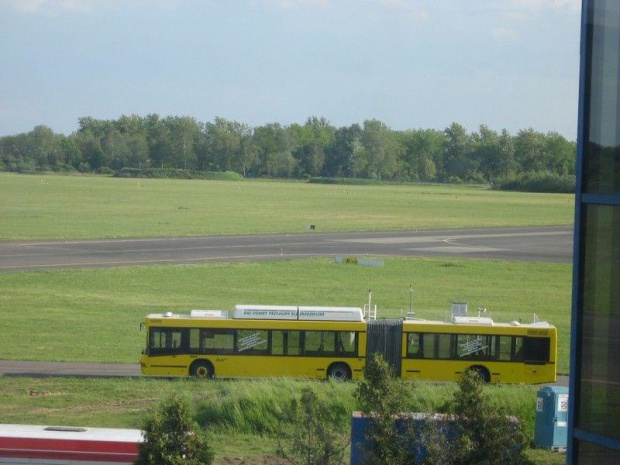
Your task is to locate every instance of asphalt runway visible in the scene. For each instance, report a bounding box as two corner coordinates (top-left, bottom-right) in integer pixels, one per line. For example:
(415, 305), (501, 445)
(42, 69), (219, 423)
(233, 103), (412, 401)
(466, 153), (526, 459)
(0, 225), (573, 380)
(0, 225), (573, 273)
(0, 360), (568, 386)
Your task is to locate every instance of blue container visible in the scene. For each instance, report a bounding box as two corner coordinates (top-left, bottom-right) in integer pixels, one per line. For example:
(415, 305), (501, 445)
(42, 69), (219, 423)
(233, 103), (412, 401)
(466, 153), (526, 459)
(534, 386), (569, 449)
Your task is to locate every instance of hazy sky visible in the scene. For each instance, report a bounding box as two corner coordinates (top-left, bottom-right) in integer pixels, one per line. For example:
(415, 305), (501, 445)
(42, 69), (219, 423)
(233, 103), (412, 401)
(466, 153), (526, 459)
(0, 0), (581, 139)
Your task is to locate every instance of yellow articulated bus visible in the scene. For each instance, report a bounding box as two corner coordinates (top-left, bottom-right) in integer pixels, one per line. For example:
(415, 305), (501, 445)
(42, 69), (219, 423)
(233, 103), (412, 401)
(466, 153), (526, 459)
(140, 303), (557, 384)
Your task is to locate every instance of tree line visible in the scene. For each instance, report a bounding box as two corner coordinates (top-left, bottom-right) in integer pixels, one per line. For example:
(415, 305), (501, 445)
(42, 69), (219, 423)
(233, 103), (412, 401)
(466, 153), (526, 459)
(0, 114), (576, 190)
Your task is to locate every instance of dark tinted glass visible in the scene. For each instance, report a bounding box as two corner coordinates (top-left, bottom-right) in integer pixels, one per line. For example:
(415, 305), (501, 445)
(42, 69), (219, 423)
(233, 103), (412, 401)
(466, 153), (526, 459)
(523, 337), (550, 363)
(576, 204), (620, 440)
(576, 440), (620, 464)
(583, 1), (620, 194)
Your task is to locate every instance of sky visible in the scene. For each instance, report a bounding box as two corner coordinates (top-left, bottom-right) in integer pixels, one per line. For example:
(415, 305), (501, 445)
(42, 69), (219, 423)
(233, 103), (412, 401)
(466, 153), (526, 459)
(0, 0), (582, 139)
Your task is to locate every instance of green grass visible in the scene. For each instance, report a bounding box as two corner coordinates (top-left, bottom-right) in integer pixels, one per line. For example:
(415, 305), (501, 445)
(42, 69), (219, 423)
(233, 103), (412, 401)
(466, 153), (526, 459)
(0, 376), (564, 464)
(0, 257), (572, 372)
(0, 173), (573, 240)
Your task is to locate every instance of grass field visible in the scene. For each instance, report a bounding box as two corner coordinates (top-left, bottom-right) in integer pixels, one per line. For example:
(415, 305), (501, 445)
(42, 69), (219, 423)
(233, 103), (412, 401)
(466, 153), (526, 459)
(0, 173), (573, 240)
(0, 257), (572, 373)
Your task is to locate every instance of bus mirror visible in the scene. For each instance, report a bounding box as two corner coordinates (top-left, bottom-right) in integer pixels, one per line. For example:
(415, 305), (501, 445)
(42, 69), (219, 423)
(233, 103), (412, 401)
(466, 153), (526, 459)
(140, 323), (145, 331)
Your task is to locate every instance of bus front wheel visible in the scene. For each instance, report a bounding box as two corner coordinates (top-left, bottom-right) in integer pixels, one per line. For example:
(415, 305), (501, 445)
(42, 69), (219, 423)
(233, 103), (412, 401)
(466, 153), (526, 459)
(190, 360), (214, 379)
(327, 363), (351, 381)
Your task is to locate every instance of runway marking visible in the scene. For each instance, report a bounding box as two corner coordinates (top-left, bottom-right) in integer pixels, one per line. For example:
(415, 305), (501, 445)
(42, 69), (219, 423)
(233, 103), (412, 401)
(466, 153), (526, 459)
(337, 230), (571, 244)
(407, 246), (503, 254)
(0, 252), (339, 271)
(0, 241), (330, 259)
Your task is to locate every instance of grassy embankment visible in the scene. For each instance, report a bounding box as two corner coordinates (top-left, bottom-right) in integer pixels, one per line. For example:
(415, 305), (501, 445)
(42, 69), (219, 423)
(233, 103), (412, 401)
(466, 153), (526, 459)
(0, 376), (564, 464)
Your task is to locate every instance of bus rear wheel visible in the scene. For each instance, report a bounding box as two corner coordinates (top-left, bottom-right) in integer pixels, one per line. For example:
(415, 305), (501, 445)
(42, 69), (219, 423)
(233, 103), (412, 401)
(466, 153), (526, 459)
(327, 363), (351, 381)
(190, 360), (214, 379)
(468, 366), (491, 383)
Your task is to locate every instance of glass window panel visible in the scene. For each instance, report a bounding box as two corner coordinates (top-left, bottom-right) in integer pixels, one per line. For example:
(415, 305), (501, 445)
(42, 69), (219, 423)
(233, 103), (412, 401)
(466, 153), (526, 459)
(523, 338), (551, 363)
(437, 334), (452, 359)
(499, 336), (512, 361)
(584, 1), (620, 194)
(202, 329), (234, 353)
(577, 204), (620, 441)
(237, 329), (269, 354)
(513, 337), (524, 362)
(271, 331), (284, 355)
(421, 334), (436, 359)
(304, 331), (335, 355)
(337, 332), (357, 354)
(287, 331), (301, 355)
(150, 329), (166, 350)
(407, 333), (422, 358)
(576, 439), (620, 465)
(189, 328), (200, 352)
(149, 328), (184, 354)
(456, 334), (488, 360)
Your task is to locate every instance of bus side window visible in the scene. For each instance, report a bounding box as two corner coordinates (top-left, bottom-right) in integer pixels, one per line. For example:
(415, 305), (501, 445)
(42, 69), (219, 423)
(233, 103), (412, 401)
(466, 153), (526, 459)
(523, 337), (550, 363)
(437, 334), (452, 359)
(236, 329), (269, 354)
(202, 329), (234, 354)
(498, 336), (512, 361)
(513, 337), (524, 362)
(149, 328), (184, 355)
(304, 331), (335, 355)
(189, 328), (200, 353)
(336, 332), (356, 354)
(272, 331), (285, 355)
(422, 334), (437, 359)
(287, 331), (301, 355)
(407, 333), (422, 358)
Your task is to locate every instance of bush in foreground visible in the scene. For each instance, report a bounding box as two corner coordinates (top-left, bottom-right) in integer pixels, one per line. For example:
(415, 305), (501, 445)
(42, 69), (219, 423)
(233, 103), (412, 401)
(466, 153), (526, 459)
(135, 393), (215, 465)
(276, 387), (349, 465)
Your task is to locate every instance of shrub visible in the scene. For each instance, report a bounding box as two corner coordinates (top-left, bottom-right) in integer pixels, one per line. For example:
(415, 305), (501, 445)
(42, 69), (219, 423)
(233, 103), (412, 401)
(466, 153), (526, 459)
(354, 354), (417, 464)
(308, 177), (384, 185)
(493, 171), (575, 193)
(276, 388), (349, 465)
(444, 370), (531, 465)
(136, 393), (214, 465)
(114, 168), (242, 181)
(97, 166), (114, 175)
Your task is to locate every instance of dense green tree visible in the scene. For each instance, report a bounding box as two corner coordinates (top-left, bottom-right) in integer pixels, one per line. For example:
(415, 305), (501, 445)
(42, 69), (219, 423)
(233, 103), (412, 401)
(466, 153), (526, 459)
(545, 132), (576, 175)
(354, 353), (417, 465)
(324, 124), (362, 177)
(60, 137), (83, 169)
(361, 119), (400, 179)
(200, 117), (252, 173)
(450, 370), (529, 465)
(496, 129), (518, 178)
(400, 129), (443, 181)
(164, 116), (200, 170)
(102, 130), (130, 170)
(125, 134), (150, 168)
(514, 128), (547, 173)
(253, 123), (293, 176)
(135, 393), (214, 465)
(276, 388), (348, 465)
(443, 122), (475, 181)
